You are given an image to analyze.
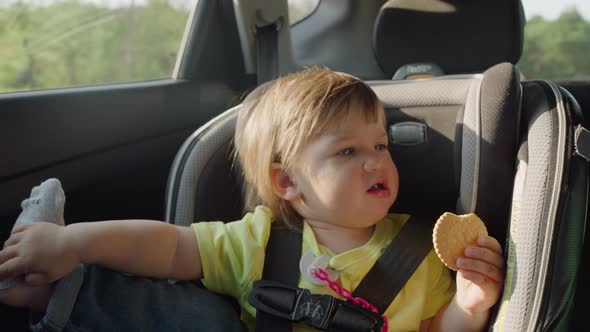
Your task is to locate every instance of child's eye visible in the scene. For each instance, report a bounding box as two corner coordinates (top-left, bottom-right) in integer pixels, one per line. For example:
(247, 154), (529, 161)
(375, 143), (388, 151)
(338, 148), (355, 156)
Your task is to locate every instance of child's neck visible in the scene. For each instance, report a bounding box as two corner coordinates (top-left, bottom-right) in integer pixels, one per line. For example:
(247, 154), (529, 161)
(308, 223), (376, 255)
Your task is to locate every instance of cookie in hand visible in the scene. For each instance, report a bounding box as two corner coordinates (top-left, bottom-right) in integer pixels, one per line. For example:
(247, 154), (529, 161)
(432, 212), (488, 271)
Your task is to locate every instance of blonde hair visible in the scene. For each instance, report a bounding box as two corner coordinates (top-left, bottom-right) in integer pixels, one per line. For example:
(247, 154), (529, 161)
(234, 66), (383, 230)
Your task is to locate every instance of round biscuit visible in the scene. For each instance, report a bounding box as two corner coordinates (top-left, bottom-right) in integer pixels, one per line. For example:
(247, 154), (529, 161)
(432, 212), (488, 271)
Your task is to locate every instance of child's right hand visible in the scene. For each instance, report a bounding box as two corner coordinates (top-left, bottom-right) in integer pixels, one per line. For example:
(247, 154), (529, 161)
(0, 222), (80, 286)
(454, 235), (504, 314)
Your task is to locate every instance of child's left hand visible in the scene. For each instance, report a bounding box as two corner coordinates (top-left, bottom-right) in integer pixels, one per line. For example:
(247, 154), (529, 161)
(454, 235), (504, 314)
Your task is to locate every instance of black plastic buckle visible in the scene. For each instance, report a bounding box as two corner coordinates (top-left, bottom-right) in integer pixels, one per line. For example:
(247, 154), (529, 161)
(248, 280), (384, 332)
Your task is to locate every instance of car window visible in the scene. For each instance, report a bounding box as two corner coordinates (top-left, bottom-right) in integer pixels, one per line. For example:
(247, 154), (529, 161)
(0, 0), (196, 93)
(520, 0), (590, 80)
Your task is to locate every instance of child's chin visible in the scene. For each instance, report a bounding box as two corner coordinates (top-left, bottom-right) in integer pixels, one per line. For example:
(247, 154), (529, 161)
(367, 209), (390, 223)
(372, 201), (394, 215)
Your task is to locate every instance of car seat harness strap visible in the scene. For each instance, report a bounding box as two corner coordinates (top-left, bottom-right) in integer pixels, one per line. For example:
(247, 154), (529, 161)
(250, 215), (434, 331)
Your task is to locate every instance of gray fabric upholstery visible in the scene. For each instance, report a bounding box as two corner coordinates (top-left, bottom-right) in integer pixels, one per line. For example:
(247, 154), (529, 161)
(372, 76), (476, 106)
(165, 108), (239, 226)
(457, 73), (483, 215)
(372, 74), (483, 220)
(472, 63), (521, 242)
(372, 63), (519, 241)
(494, 82), (561, 330)
(491, 81), (584, 332)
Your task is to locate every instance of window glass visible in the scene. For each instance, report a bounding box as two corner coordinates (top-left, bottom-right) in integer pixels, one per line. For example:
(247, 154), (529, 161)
(0, 0), (195, 93)
(288, 0), (319, 26)
(519, 0), (590, 80)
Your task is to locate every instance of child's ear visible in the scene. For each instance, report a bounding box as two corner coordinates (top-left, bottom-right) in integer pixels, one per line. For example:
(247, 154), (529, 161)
(270, 163), (301, 200)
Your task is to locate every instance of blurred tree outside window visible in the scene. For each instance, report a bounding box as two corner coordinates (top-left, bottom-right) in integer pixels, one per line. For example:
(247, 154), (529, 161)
(2, 0), (589, 92)
(0, 0), (195, 93)
(519, 2), (590, 80)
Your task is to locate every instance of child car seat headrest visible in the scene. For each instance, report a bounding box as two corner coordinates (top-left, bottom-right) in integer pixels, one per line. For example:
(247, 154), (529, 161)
(373, 0), (525, 77)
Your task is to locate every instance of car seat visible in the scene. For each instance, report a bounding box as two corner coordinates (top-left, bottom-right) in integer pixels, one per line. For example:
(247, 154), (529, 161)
(164, 1), (589, 331)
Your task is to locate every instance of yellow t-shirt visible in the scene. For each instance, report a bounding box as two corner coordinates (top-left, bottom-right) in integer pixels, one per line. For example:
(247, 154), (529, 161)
(193, 206), (455, 332)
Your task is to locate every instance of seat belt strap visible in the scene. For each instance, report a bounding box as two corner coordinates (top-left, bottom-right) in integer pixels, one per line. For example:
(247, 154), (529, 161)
(352, 214), (434, 313)
(256, 23), (279, 85)
(254, 215), (433, 331)
(255, 227), (302, 332)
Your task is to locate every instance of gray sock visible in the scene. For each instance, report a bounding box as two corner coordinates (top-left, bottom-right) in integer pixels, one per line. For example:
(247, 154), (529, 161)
(0, 178), (66, 289)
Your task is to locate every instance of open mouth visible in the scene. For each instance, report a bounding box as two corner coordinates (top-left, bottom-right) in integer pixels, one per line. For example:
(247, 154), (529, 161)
(367, 180), (388, 193)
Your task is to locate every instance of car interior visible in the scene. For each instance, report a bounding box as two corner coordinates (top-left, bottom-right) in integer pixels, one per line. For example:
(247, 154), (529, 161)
(1, 0), (589, 331)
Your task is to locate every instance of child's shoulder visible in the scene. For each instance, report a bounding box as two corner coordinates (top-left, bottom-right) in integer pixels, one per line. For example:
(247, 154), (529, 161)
(194, 205), (274, 237)
(193, 205), (275, 250)
(233, 205), (274, 229)
(249, 205), (274, 220)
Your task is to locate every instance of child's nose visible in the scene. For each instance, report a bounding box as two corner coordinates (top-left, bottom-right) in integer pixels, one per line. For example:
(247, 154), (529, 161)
(363, 153), (383, 172)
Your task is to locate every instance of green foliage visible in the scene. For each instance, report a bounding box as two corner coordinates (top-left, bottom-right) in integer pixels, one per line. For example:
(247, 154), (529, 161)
(519, 9), (590, 80)
(0, 0), (190, 93)
(0, 2), (589, 93)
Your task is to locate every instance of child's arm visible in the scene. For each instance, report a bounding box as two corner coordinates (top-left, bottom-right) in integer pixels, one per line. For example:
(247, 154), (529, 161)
(0, 220), (202, 285)
(422, 235), (504, 332)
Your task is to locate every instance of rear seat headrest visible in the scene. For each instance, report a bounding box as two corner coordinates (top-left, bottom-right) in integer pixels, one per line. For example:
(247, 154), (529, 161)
(373, 0), (525, 76)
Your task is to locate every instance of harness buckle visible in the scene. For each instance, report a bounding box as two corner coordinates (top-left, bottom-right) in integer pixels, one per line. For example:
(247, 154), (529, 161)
(249, 280), (384, 332)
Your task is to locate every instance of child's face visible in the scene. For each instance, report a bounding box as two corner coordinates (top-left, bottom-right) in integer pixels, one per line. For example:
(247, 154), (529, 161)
(289, 110), (399, 229)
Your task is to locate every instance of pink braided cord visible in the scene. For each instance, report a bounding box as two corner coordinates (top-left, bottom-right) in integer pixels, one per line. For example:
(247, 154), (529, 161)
(312, 268), (389, 332)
